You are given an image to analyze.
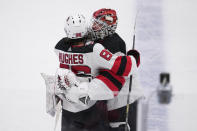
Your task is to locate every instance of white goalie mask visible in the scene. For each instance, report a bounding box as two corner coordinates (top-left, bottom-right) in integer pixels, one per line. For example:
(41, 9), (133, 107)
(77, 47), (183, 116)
(89, 8), (118, 40)
(64, 14), (88, 39)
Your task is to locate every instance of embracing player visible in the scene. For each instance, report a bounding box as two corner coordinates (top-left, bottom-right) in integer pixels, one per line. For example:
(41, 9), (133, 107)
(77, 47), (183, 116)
(43, 9), (143, 131)
(88, 8), (143, 131)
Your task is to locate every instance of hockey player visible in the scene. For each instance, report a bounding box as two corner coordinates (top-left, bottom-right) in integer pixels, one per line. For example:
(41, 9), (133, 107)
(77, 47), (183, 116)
(88, 8), (142, 131)
(89, 8), (126, 54)
(53, 13), (141, 131)
(54, 14), (110, 131)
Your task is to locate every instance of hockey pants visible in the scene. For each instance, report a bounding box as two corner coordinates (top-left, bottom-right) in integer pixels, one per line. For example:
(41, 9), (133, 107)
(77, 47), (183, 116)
(61, 101), (110, 131)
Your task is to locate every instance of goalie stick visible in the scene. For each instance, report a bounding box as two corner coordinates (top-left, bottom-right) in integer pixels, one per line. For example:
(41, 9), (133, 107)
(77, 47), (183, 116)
(125, 7), (141, 131)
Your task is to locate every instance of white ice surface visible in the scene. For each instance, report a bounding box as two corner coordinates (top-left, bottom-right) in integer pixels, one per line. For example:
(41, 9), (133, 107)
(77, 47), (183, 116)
(0, 0), (197, 131)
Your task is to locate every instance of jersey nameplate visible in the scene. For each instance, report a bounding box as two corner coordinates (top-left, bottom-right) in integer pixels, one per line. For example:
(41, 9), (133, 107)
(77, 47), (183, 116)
(59, 52), (84, 65)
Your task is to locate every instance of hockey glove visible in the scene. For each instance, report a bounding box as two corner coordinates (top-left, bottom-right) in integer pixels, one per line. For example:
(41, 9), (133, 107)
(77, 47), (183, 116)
(127, 50), (140, 67)
(55, 68), (79, 96)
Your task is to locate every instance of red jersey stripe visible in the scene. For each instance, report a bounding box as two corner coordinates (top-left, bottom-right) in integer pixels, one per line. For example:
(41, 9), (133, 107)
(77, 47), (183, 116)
(102, 69), (126, 86)
(111, 56), (122, 74)
(96, 75), (119, 96)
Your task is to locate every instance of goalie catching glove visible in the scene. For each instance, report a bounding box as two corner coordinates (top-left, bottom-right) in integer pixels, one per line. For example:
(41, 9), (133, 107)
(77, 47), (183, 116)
(55, 68), (79, 93)
(55, 68), (90, 105)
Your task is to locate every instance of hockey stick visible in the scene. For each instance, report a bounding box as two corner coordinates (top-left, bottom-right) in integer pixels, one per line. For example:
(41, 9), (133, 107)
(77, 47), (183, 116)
(125, 6), (141, 131)
(54, 100), (62, 131)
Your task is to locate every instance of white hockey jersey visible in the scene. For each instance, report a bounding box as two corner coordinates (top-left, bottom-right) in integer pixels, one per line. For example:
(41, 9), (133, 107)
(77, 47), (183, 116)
(52, 42), (143, 112)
